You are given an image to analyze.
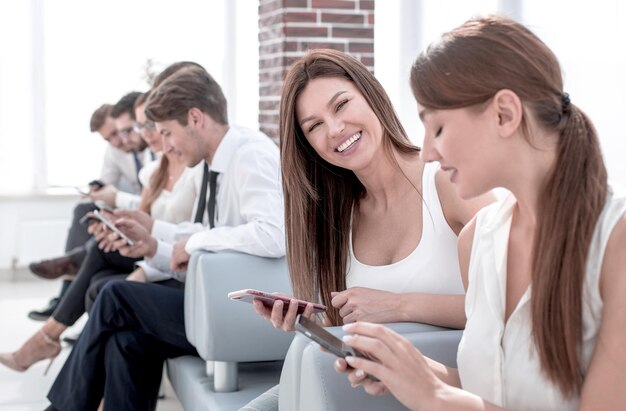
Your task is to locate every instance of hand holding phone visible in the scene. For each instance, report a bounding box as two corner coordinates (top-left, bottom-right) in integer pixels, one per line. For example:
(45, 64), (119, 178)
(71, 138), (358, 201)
(88, 180), (105, 190)
(228, 289), (327, 315)
(79, 211), (100, 226)
(296, 315), (360, 358)
(92, 210), (135, 246)
(295, 315), (379, 382)
(74, 180), (105, 196)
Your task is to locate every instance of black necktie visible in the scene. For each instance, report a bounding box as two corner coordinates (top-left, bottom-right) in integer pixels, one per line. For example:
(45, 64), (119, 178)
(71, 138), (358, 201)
(132, 150), (143, 188)
(207, 170), (219, 229)
(193, 163), (209, 223)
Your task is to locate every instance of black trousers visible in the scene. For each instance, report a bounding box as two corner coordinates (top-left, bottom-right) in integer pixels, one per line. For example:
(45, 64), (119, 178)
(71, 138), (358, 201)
(52, 245), (139, 326)
(65, 202), (97, 260)
(47, 280), (195, 411)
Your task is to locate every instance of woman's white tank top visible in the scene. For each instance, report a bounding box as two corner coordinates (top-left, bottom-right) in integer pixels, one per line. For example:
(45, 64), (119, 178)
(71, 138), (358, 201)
(346, 162), (464, 295)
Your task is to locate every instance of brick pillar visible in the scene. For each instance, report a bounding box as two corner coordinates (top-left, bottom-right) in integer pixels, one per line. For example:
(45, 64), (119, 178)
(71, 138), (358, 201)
(258, 0), (375, 140)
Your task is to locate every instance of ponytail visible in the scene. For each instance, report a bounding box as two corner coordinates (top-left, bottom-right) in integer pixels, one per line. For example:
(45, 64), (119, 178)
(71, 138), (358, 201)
(531, 104), (607, 396)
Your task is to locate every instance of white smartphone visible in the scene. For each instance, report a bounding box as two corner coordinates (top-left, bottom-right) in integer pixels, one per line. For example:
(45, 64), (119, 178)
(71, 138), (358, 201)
(93, 210), (135, 246)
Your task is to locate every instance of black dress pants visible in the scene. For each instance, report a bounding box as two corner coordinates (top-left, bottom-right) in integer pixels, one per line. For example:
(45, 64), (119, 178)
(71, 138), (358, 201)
(47, 280), (195, 411)
(64, 202), (97, 261)
(52, 246), (139, 326)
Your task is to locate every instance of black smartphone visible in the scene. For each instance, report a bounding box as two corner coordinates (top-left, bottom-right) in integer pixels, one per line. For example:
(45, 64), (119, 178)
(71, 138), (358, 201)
(295, 316), (379, 381)
(296, 315), (361, 359)
(88, 179), (105, 190)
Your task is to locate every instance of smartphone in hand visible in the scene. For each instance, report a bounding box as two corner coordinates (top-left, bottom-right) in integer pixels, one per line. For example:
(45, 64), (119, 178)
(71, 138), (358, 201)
(296, 315), (359, 358)
(79, 211), (100, 226)
(88, 180), (105, 190)
(295, 315), (379, 381)
(92, 210), (135, 246)
(228, 289), (327, 314)
(75, 180), (105, 196)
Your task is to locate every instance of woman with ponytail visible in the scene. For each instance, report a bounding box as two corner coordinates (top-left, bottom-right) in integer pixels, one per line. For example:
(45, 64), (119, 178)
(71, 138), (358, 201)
(337, 15), (626, 410)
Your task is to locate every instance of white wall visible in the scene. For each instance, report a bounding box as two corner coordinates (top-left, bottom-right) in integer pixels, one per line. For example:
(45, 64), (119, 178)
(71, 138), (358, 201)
(0, 193), (78, 271)
(0, 0), (260, 194)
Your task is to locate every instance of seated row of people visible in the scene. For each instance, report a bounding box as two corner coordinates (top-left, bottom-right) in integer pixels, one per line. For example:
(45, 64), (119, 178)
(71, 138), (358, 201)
(1, 15), (625, 411)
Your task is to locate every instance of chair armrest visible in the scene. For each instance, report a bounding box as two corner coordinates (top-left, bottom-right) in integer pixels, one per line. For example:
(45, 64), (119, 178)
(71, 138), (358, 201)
(280, 324), (462, 411)
(184, 251), (294, 362)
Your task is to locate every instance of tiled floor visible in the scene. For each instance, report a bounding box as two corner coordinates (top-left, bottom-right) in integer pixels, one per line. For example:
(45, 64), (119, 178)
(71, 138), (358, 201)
(0, 279), (183, 411)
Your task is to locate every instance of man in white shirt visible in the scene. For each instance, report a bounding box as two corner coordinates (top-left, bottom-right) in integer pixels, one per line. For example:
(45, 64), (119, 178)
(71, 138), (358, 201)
(91, 91), (154, 210)
(27, 100), (151, 320)
(46, 63), (285, 411)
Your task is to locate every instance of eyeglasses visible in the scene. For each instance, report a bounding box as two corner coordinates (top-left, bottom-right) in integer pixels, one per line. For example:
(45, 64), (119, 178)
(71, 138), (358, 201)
(118, 127), (134, 138)
(133, 121), (155, 133)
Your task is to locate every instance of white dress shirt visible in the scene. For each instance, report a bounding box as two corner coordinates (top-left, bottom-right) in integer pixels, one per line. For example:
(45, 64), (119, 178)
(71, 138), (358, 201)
(137, 158), (197, 224)
(100, 145), (153, 209)
(100, 145), (141, 192)
(134, 158), (198, 281)
(145, 126), (285, 282)
(457, 184), (626, 410)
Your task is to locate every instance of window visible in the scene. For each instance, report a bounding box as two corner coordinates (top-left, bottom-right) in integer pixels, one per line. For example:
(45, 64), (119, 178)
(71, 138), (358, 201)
(375, 0), (626, 184)
(0, 0), (259, 194)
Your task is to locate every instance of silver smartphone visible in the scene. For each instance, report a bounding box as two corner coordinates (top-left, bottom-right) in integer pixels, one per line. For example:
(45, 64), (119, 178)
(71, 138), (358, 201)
(93, 210), (135, 246)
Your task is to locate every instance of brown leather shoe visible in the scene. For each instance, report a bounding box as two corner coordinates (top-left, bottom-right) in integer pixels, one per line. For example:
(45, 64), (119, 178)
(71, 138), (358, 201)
(29, 255), (79, 279)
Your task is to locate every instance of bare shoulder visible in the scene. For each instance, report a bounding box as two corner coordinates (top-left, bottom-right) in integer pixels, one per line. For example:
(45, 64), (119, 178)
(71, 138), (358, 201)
(435, 167), (496, 234)
(579, 214), (626, 409)
(599, 213), (626, 298)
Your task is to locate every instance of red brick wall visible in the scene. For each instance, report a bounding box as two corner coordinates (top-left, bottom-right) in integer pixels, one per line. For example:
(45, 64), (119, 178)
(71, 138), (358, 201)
(258, 0), (375, 140)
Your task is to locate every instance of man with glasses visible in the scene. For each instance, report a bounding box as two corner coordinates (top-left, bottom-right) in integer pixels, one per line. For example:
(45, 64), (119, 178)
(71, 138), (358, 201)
(27, 97), (153, 322)
(45, 63), (285, 411)
(90, 91), (154, 210)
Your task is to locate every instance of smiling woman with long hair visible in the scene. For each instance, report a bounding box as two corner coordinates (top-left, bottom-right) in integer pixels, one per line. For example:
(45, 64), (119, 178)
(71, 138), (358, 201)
(241, 49), (494, 411)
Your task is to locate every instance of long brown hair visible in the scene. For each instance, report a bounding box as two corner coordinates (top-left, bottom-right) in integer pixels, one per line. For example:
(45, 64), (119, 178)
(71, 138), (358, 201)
(138, 154), (170, 214)
(280, 49), (419, 325)
(410, 16), (607, 396)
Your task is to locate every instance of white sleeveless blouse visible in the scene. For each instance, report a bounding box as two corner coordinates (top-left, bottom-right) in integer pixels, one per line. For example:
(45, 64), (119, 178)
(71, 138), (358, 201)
(457, 184), (626, 410)
(346, 162), (463, 295)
